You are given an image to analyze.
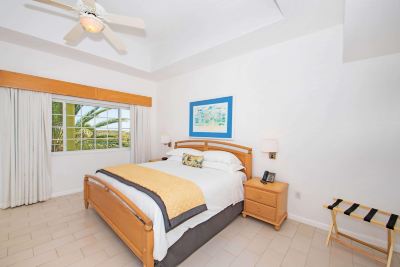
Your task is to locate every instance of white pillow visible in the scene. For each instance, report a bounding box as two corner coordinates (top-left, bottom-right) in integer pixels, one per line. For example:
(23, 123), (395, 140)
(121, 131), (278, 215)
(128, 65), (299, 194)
(166, 148), (203, 157)
(203, 161), (244, 172)
(167, 155), (182, 162)
(202, 151), (242, 165)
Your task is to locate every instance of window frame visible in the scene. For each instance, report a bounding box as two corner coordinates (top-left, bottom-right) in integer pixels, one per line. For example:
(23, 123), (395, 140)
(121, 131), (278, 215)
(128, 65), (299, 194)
(51, 97), (131, 154)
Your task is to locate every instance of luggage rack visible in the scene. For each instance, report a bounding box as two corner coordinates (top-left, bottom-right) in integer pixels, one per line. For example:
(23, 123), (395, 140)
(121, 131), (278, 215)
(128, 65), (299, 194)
(324, 198), (399, 267)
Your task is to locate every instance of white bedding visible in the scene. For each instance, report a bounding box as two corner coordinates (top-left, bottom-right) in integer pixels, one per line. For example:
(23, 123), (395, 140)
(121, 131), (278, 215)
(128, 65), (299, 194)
(95, 160), (245, 261)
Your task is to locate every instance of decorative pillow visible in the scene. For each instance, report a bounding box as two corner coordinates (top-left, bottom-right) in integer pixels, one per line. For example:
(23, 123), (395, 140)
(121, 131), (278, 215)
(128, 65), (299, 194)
(202, 161), (244, 172)
(166, 148), (203, 157)
(202, 151), (242, 165)
(182, 153), (204, 168)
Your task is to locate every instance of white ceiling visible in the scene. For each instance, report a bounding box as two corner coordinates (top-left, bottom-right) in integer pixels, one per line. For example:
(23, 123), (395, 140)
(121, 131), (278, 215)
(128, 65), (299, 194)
(0, 0), (346, 80)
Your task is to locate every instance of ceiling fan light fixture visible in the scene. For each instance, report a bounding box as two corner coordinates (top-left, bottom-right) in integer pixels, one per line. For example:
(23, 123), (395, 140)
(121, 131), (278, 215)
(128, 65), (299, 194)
(79, 15), (104, 33)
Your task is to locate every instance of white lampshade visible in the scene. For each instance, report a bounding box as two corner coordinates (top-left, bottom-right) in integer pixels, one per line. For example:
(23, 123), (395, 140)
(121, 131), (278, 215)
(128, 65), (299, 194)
(261, 139), (278, 153)
(160, 135), (171, 144)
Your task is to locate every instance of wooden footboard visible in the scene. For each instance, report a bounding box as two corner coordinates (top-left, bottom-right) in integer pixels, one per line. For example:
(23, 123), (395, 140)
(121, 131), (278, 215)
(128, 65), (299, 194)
(84, 175), (154, 267)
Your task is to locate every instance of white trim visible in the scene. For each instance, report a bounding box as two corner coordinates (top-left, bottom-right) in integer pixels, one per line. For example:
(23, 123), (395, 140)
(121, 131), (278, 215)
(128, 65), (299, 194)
(51, 188), (83, 198)
(51, 148), (130, 156)
(288, 213), (400, 252)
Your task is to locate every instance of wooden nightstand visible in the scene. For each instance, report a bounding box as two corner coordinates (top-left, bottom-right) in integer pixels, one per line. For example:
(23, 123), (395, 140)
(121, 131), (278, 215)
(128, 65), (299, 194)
(242, 178), (288, 230)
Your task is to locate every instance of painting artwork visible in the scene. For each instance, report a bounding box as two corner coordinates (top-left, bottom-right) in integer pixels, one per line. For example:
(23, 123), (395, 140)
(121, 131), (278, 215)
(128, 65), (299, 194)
(189, 96), (233, 138)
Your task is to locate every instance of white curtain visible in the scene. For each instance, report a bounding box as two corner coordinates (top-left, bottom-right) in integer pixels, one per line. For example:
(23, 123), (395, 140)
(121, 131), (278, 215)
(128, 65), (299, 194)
(0, 88), (52, 209)
(130, 105), (151, 163)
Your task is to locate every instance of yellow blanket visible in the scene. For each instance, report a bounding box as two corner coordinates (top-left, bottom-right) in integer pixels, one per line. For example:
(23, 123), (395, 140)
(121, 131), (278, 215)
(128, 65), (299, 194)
(97, 164), (207, 231)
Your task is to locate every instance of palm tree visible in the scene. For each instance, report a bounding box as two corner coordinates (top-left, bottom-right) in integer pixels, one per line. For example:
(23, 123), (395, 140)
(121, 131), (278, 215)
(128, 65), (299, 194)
(52, 103), (129, 152)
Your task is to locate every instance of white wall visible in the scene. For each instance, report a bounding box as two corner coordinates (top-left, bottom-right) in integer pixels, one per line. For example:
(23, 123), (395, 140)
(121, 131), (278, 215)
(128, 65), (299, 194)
(0, 40), (159, 196)
(156, 26), (400, 249)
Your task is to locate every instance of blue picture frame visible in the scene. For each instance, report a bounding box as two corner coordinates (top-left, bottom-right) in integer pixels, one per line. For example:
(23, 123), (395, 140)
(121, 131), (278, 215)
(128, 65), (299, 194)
(189, 96), (233, 138)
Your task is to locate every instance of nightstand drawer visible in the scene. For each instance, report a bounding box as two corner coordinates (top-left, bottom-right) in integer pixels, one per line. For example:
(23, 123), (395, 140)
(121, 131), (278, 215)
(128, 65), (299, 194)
(245, 200), (276, 221)
(246, 187), (277, 207)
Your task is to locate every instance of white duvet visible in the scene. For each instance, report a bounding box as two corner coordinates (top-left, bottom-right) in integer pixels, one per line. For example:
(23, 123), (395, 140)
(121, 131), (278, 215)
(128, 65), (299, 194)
(95, 160), (245, 261)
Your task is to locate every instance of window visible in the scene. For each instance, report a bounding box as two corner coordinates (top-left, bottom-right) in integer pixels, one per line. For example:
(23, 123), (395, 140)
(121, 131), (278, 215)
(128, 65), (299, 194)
(51, 100), (130, 152)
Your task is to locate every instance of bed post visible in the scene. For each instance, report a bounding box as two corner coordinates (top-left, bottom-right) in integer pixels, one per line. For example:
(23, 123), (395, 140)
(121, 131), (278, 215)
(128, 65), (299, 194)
(84, 176), (89, 209)
(144, 223), (155, 267)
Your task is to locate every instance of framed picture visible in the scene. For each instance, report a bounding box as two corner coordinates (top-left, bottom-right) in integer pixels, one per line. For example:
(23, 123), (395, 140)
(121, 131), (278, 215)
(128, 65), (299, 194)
(189, 96), (233, 139)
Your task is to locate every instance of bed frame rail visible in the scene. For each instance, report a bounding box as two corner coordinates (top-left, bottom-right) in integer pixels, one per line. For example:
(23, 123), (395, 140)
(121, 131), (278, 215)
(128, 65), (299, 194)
(84, 175), (154, 267)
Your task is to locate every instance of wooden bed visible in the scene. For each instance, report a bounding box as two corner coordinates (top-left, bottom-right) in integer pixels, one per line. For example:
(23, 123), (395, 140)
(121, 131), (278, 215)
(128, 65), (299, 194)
(83, 140), (252, 267)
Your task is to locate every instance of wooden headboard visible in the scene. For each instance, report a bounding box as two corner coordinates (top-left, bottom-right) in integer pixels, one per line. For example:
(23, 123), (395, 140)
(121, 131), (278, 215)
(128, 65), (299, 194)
(174, 140), (253, 180)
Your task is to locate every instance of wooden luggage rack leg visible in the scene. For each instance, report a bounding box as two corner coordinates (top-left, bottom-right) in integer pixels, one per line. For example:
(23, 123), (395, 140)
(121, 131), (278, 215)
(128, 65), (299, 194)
(324, 198), (399, 267)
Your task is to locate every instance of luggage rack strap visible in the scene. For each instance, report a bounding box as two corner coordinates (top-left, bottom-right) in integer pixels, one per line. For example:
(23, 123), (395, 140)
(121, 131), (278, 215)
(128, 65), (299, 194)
(364, 208), (378, 222)
(386, 214), (398, 230)
(344, 203), (360, 216)
(328, 199), (343, 210)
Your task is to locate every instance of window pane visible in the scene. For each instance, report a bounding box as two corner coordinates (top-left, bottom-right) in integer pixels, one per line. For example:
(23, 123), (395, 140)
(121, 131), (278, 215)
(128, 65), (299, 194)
(52, 140), (63, 152)
(52, 115), (63, 127)
(121, 109), (130, 118)
(81, 105), (96, 116)
(121, 119), (130, 129)
(94, 117), (108, 128)
(82, 139), (95, 150)
(107, 122), (119, 129)
(108, 139), (119, 148)
(66, 139), (81, 151)
(66, 127), (81, 139)
(82, 127), (95, 138)
(96, 108), (109, 118)
(52, 102), (63, 115)
(81, 116), (95, 127)
(66, 103), (82, 116)
(122, 140), (131, 148)
(95, 129), (108, 138)
(52, 127), (63, 139)
(108, 109), (118, 118)
(108, 129), (119, 139)
(96, 139), (107, 149)
(122, 129), (130, 147)
(52, 144), (63, 152)
(66, 115), (82, 127)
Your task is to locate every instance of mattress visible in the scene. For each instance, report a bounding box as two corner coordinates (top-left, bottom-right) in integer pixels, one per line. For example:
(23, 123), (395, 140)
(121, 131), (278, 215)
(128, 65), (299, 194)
(95, 160), (246, 261)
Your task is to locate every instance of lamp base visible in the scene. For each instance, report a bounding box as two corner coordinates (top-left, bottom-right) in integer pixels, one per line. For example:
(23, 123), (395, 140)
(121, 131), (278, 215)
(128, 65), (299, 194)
(269, 152), (276, 159)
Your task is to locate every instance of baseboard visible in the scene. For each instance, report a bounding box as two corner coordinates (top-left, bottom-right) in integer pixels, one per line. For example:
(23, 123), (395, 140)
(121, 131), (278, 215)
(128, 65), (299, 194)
(51, 188), (83, 198)
(46, 192), (400, 253)
(288, 213), (400, 253)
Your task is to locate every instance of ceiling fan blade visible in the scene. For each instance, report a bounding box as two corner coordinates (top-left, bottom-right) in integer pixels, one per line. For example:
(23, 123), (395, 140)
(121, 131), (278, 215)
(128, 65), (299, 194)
(64, 23), (84, 43)
(33, 0), (75, 11)
(102, 13), (145, 29)
(82, 0), (96, 10)
(102, 25), (127, 52)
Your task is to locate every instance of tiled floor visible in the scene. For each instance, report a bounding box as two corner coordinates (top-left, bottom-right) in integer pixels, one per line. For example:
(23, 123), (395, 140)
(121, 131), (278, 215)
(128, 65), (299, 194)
(0, 193), (399, 267)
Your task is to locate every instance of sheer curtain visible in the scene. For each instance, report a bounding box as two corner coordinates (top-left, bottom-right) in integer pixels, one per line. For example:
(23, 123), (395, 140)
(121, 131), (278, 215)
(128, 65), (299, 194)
(0, 88), (52, 209)
(130, 105), (151, 163)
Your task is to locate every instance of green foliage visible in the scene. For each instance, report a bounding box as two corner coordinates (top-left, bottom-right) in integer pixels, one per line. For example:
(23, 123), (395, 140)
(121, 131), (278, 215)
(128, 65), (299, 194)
(52, 102), (63, 114)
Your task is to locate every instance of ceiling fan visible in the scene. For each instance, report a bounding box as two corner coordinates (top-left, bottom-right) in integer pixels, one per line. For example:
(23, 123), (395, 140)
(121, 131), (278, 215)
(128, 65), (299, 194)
(32, 0), (145, 52)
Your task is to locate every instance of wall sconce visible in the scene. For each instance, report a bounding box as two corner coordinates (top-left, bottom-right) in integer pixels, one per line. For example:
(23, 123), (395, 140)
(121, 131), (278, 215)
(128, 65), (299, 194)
(262, 139), (278, 159)
(160, 135), (171, 148)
